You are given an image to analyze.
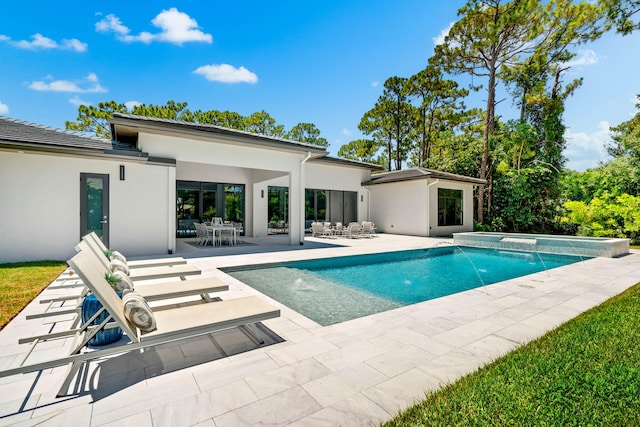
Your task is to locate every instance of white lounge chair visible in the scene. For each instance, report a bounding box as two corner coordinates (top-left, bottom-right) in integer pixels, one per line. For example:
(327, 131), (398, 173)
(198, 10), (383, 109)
(2, 247), (280, 397)
(84, 232), (186, 269)
(31, 240), (228, 320)
(82, 234), (201, 281)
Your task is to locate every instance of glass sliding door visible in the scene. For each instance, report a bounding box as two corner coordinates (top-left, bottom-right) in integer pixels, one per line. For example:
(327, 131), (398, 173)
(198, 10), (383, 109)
(176, 181), (200, 237)
(202, 183), (217, 220)
(343, 191), (357, 224)
(305, 188), (357, 228)
(268, 186), (288, 234)
(224, 185), (245, 225)
(80, 173), (110, 245)
(176, 181), (245, 237)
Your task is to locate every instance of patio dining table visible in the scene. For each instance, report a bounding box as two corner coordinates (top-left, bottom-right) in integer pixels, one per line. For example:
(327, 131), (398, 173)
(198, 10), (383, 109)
(205, 225), (238, 246)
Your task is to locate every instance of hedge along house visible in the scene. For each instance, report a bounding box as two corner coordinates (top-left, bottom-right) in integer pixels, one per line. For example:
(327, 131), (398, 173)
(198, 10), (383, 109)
(0, 114), (383, 262)
(364, 168), (486, 237)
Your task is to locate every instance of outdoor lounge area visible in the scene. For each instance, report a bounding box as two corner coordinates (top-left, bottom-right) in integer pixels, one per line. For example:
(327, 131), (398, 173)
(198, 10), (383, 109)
(1, 233), (640, 425)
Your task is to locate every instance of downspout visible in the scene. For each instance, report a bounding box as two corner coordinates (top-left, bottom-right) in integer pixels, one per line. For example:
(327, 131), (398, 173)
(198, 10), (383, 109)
(167, 166), (176, 254)
(299, 151), (312, 245)
(426, 179), (439, 237)
(362, 186), (371, 221)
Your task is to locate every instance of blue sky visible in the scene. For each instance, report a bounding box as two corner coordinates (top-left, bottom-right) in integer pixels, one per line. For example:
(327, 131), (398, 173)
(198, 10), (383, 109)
(0, 1), (638, 171)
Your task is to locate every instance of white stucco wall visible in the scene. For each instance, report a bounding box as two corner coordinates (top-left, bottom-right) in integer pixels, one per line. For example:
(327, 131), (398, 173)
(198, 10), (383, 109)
(367, 178), (476, 237)
(306, 162), (372, 222)
(0, 150), (173, 263)
(368, 180), (429, 236)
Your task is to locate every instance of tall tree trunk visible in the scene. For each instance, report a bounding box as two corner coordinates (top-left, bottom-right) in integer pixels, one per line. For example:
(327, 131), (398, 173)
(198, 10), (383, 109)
(478, 60), (498, 224)
(387, 136), (392, 171)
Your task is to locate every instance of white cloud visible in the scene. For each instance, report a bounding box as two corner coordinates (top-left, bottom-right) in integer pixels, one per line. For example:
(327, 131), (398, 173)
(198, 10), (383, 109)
(14, 33), (57, 49)
(0, 100), (9, 115)
(28, 74), (107, 93)
(562, 49), (598, 68)
(62, 38), (88, 52)
(96, 8), (212, 45)
(433, 22), (454, 46)
(95, 14), (130, 36)
(69, 95), (90, 107)
(124, 100), (142, 110)
(371, 81), (379, 88)
(152, 8), (212, 44)
(4, 33), (87, 52)
(194, 64), (258, 84)
(342, 129), (352, 136)
(564, 121), (612, 171)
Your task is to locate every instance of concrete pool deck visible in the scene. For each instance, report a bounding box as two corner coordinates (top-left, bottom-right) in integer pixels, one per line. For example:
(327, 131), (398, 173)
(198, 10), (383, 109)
(2, 234), (640, 426)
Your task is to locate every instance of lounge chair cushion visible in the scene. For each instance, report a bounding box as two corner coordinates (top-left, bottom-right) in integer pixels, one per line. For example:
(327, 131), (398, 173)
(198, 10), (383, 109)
(110, 250), (127, 264)
(112, 271), (135, 292)
(122, 292), (157, 333)
(109, 259), (130, 276)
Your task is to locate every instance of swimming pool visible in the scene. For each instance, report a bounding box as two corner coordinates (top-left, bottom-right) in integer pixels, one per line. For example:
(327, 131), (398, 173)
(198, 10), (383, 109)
(222, 246), (587, 326)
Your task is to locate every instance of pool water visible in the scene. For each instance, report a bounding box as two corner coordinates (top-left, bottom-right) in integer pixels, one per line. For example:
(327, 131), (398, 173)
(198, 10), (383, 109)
(223, 246), (586, 326)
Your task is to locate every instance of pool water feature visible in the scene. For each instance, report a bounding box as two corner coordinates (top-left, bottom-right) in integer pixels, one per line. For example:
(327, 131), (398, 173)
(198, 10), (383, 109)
(222, 246), (587, 326)
(453, 232), (629, 258)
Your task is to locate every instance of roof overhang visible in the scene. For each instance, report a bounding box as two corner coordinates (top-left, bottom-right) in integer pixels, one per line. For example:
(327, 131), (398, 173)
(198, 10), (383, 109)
(110, 113), (329, 159)
(362, 168), (487, 186)
(0, 139), (174, 166)
(310, 155), (385, 171)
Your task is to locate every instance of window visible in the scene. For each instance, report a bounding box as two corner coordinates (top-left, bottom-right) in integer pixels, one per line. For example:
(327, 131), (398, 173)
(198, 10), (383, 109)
(438, 188), (463, 226)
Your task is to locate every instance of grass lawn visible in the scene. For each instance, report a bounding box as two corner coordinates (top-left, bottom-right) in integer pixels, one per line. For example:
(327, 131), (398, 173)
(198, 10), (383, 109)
(0, 261), (67, 329)
(384, 282), (640, 426)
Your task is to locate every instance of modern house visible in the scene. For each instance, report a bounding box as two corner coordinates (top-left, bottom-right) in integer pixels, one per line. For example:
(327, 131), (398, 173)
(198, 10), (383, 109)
(0, 114), (485, 263)
(364, 168), (486, 237)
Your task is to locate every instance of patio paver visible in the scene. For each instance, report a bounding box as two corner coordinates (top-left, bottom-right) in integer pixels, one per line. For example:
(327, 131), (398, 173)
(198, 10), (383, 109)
(1, 234), (639, 426)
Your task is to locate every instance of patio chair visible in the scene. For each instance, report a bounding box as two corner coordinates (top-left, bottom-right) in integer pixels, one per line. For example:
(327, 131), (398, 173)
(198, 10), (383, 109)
(311, 222), (332, 237)
(221, 227), (236, 246)
(2, 247), (280, 397)
(311, 222), (323, 237)
(343, 222), (362, 238)
(193, 222), (203, 245)
(201, 223), (214, 246)
(334, 222), (344, 236)
(361, 221), (375, 238)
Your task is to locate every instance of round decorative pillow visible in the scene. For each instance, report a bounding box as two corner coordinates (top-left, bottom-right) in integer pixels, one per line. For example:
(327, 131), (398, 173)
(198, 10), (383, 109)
(122, 292), (157, 333)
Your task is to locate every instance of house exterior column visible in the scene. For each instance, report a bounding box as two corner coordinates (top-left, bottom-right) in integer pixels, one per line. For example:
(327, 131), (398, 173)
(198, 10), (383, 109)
(288, 166), (302, 245)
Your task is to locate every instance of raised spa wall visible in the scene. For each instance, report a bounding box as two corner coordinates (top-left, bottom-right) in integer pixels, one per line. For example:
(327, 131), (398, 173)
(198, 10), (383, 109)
(452, 232), (630, 258)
